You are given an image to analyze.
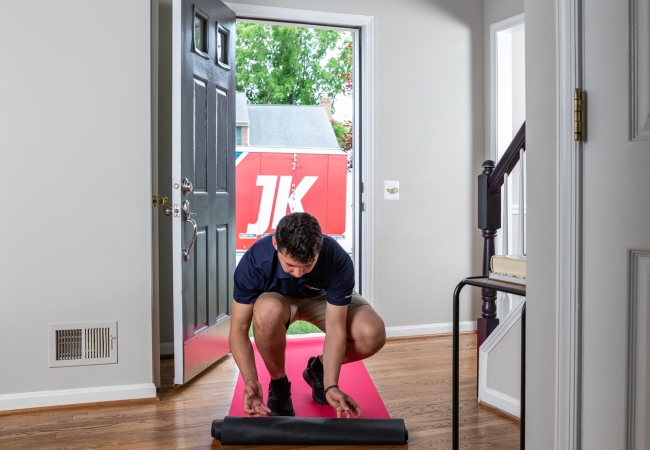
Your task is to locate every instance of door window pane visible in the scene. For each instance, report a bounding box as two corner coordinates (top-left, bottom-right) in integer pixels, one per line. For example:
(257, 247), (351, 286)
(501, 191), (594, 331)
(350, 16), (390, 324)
(216, 25), (229, 68)
(193, 9), (209, 58)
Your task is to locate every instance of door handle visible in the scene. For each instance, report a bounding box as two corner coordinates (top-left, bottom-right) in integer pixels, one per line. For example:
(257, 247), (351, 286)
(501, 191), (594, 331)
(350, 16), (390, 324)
(182, 200), (197, 262)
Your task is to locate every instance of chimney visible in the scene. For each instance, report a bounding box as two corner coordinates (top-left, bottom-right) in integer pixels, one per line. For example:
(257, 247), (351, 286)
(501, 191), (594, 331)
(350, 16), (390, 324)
(320, 96), (333, 120)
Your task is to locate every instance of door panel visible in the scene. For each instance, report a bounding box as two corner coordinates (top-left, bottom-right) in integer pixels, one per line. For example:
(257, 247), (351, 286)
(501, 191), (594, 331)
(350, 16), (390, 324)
(216, 226), (229, 317)
(216, 88), (229, 190)
(195, 228), (208, 331)
(194, 77), (208, 191)
(175, 0), (235, 384)
(582, 0), (650, 446)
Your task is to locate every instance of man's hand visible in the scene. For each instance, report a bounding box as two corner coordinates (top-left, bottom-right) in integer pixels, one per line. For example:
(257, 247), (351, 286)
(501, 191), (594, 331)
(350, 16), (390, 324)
(325, 387), (362, 418)
(243, 380), (271, 416)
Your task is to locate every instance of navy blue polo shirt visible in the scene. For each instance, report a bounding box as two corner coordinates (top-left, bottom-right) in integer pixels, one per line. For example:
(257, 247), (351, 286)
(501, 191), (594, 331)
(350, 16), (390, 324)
(233, 235), (355, 306)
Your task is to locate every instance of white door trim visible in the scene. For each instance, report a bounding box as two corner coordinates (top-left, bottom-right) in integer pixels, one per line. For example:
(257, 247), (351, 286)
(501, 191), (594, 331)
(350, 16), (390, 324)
(556, 0), (583, 447)
(223, 3), (376, 305)
(171, 0), (183, 384)
(223, 4), (373, 28)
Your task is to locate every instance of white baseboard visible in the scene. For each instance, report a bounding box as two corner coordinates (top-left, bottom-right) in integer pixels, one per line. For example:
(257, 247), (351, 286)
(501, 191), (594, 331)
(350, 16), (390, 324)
(386, 321), (476, 338)
(251, 322), (477, 343)
(0, 383), (157, 412)
(166, 322), (476, 349)
(160, 341), (174, 355)
(480, 386), (520, 418)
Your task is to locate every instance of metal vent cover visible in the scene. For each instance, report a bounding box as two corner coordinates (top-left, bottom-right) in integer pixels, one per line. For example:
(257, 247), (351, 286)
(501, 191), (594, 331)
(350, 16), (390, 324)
(49, 321), (117, 367)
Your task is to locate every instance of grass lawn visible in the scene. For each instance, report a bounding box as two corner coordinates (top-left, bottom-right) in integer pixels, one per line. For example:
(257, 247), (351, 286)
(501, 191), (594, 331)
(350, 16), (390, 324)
(248, 320), (322, 337)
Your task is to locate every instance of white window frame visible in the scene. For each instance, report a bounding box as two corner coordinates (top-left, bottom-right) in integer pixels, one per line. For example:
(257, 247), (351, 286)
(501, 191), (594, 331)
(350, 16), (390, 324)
(489, 13), (525, 162)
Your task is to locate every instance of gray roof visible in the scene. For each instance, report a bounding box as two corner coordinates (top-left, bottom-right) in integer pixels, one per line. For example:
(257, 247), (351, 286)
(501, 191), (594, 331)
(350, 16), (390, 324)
(235, 93), (340, 148)
(236, 92), (249, 124)
(247, 104), (339, 149)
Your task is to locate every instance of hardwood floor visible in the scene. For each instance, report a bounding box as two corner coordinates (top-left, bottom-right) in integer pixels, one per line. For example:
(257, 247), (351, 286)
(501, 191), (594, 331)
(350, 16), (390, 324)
(0, 334), (520, 449)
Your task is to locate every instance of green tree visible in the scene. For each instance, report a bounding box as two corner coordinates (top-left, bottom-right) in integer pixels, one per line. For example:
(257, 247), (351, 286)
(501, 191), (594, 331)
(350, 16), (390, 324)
(331, 119), (352, 150)
(236, 23), (352, 106)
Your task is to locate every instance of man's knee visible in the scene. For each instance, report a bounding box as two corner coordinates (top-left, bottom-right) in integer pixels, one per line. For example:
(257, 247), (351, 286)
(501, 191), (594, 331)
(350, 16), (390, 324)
(253, 294), (289, 334)
(365, 320), (386, 352)
(352, 309), (386, 354)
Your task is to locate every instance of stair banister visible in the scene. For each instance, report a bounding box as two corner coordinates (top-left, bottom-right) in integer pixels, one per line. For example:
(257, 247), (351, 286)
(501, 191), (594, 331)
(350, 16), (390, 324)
(477, 121), (526, 348)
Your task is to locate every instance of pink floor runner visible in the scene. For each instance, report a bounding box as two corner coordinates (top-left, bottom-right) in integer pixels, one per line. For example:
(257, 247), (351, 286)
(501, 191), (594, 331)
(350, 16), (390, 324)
(228, 336), (390, 419)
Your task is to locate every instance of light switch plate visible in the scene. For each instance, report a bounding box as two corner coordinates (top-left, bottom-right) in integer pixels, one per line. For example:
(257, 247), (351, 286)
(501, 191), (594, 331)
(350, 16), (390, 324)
(384, 181), (400, 200)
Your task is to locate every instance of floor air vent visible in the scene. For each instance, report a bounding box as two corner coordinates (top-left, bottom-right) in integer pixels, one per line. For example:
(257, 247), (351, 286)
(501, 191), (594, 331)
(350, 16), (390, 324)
(49, 321), (117, 367)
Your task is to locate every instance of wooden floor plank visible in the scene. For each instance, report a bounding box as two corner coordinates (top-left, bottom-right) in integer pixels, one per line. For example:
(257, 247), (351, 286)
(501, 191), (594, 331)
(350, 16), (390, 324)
(0, 334), (520, 449)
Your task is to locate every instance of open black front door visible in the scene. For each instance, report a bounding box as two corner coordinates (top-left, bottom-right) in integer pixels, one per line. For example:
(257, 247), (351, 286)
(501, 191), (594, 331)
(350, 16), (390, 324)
(174, 0), (235, 384)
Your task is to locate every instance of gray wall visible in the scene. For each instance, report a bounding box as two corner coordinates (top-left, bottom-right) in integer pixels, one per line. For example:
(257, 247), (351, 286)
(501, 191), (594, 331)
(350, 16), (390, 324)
(227, 0), (486, 328)
(0, 0), (153, 395)
(524, 0), (558, 445)
(0, 0), (487, 404)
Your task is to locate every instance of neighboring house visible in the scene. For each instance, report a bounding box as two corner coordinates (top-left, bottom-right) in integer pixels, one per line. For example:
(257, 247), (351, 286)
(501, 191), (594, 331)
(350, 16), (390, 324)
(236, 93), (339, 149)
(235, 91), (250, 146)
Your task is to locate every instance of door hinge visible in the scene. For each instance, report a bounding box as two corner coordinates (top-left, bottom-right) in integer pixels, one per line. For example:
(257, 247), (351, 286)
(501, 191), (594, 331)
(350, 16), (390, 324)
(574, 89), (585, 142)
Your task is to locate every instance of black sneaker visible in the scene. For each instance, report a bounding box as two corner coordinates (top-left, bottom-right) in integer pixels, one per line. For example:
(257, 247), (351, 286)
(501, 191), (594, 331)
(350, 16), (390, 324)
(267, 376), (295, 416)
(302, 356), (326, 404)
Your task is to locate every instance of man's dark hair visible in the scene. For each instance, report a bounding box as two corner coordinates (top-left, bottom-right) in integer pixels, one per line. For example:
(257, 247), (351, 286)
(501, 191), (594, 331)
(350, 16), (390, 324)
(275, 212), (323, 264)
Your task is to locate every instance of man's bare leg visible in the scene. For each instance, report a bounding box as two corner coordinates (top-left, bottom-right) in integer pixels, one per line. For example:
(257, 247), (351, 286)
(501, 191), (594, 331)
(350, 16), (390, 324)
(313, 305), (386, 365)
(252, 293), (291, 379)
(342, 304), (386, 363)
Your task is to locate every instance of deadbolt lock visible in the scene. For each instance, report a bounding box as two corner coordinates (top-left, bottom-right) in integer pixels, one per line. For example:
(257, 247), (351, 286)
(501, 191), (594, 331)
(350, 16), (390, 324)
(152, 196), (169, 208)
(153, 196), (172, 216)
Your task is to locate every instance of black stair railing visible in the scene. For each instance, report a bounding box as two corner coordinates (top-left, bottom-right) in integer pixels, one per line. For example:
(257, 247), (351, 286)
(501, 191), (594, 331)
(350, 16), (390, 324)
(476, 121), (526, 349)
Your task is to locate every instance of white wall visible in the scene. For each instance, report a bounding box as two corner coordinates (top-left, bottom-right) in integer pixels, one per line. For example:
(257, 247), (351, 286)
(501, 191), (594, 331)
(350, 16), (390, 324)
(226, 0), (486, 330)
(0, 0), (155, 405)
(486, 316), (521, 398)
(523, 0), (558, 445)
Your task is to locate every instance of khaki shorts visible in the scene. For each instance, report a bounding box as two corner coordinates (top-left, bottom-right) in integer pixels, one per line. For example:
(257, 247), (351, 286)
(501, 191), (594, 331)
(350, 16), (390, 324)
(257, 291), (370, 332)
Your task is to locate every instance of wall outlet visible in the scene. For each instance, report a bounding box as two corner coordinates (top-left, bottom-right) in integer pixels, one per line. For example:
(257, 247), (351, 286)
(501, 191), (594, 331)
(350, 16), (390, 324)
(384, 181), (400, 200)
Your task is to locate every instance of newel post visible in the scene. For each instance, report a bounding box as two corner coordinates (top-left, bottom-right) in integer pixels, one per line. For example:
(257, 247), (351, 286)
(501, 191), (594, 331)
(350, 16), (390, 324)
(477, 160), (501, 348)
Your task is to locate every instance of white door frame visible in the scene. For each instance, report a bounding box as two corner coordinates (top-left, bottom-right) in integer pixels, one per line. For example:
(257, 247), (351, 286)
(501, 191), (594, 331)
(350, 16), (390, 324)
(151, 2), (375, 388)
(556, 0), (583, 447)
(223, 3), (376, 305)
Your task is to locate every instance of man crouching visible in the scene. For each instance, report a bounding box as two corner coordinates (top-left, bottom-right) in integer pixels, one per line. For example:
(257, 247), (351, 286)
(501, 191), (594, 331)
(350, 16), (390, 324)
(228, 212), (386, 418)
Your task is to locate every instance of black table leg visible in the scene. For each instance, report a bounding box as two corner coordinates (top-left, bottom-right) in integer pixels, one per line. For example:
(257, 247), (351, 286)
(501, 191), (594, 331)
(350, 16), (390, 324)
(452, 281), (466, 450)
(520, 302), (526, 450)
(451, 277), (526, 450)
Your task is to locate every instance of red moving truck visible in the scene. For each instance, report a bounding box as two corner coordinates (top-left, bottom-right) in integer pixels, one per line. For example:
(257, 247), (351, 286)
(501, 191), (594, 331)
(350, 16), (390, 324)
(236, 148), (349, 256)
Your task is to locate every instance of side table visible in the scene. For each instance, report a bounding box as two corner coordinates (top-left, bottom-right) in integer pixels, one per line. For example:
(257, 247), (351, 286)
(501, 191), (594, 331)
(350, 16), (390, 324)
(452, 276), (526, 450)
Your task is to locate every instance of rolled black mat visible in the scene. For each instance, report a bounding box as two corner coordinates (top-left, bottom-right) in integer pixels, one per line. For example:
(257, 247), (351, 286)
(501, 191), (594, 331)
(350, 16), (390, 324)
(211, 416), (408, 445)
